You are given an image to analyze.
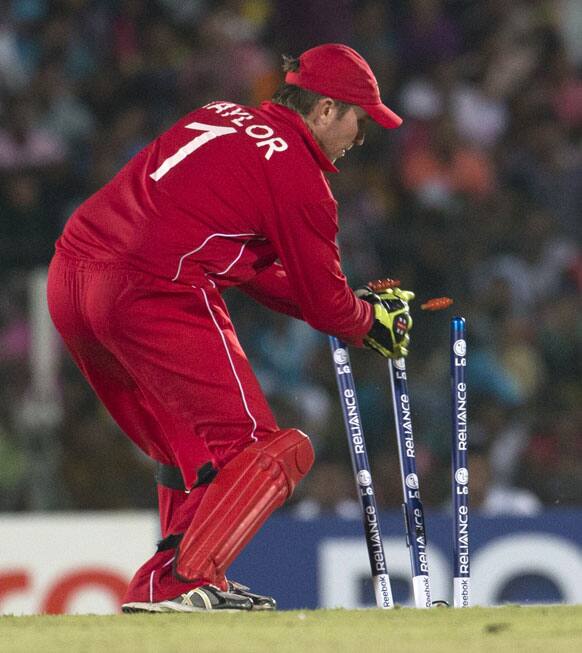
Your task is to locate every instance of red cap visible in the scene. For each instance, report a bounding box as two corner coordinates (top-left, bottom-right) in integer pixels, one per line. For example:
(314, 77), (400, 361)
(285, 43), (402, 129)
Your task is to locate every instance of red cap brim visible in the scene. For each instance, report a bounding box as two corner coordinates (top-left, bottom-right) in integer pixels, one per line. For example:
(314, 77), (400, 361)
(362, 103), (403, 129)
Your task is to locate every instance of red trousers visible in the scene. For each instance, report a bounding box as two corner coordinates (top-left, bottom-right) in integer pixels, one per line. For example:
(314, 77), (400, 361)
(47, 253), (279, 602)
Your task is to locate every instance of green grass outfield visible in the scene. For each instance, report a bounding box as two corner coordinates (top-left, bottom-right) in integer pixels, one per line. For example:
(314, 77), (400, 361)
(1, 605), (581, 653)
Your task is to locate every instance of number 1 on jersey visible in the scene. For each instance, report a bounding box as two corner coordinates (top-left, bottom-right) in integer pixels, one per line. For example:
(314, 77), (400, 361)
(150, 122), (237, 181)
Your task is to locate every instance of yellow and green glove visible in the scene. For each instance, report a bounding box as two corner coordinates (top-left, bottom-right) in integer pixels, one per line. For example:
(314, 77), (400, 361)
(356, 284), (415, 359)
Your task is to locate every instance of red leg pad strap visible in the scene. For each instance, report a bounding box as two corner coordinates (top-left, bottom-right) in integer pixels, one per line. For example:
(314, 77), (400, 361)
(175, 428), (314, 585)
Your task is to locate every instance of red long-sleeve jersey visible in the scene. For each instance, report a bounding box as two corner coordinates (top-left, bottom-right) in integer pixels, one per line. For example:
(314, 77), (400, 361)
(57, 101), (373, 344)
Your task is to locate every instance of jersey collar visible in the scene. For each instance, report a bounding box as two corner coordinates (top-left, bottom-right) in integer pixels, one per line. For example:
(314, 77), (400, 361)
(259, 101), (339, 173)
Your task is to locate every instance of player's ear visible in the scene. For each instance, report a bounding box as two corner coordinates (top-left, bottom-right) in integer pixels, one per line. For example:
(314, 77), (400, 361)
(320, 98), (335, 122)
(309, 97), (335, 126)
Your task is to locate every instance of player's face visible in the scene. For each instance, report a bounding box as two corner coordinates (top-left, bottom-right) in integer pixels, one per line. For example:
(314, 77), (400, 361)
(310, 103), (369, 163)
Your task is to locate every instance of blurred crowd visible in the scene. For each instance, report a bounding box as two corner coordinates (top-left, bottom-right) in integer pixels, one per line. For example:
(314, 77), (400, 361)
(0, 0), (580, 516)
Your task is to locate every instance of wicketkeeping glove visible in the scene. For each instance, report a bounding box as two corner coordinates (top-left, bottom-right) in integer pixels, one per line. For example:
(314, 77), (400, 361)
(356, 283), (415, 359)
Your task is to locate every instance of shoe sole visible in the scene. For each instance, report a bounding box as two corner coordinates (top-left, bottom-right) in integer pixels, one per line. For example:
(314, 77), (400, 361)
(121, 601), (249, 614)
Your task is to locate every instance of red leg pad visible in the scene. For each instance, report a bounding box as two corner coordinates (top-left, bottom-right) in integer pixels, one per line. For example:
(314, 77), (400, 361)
(175, 428), (314, 584)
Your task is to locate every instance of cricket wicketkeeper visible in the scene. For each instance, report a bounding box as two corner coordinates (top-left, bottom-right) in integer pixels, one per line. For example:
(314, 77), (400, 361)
(47, 43), (413, 612)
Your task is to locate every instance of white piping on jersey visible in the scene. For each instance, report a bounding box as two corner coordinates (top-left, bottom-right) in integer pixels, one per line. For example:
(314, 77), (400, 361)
(214, 240), (251, 276)
(197, 284), (258, 442)
(149, 555), (176, 602)
(172, 232), (258, 282)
